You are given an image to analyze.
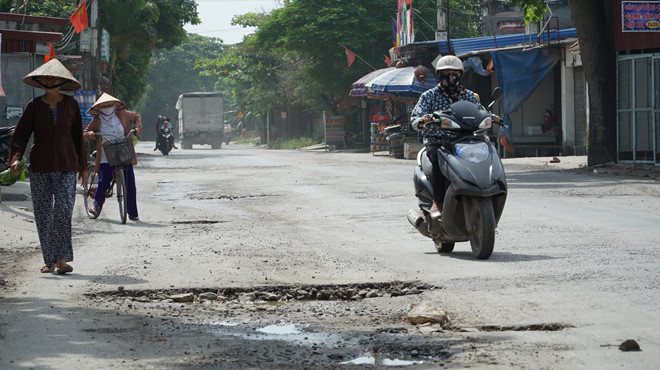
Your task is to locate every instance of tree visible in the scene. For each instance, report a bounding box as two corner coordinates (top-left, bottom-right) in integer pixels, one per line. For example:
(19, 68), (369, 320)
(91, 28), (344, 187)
(246, 0), (397, 114)
(100, 0), (200, 107)
(139, 34), (226, 137)
(509, 0), (616, 166)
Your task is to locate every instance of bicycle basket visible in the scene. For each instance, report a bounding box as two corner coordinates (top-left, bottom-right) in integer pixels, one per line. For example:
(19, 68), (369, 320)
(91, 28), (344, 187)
(102, 138), (133, 166)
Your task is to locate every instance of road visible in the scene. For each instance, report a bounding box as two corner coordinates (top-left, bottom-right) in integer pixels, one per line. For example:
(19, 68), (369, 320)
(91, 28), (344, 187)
(1, 142), (659, 368)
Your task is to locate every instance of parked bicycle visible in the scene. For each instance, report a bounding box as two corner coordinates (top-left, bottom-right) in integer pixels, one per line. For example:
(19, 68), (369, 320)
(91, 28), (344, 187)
(82, 129), (136, 224)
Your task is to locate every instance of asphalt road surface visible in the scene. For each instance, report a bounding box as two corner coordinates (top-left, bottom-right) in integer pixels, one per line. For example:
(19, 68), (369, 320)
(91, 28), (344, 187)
(1, 142), (659, 368)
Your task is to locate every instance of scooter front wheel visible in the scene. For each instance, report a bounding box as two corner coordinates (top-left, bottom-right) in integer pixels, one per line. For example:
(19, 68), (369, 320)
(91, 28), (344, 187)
(467, 197), (496, 259)
(433, 240), (455, 253)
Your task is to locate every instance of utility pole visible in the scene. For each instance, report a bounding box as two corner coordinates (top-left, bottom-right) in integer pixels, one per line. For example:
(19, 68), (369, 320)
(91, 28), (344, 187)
(90, 0), (99, 92)
(436, 0), (449, 41)
(81, 0), (99, 90)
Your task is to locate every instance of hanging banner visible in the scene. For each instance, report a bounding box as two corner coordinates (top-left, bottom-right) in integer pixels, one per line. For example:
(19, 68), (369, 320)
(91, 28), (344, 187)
(622, 1), (660, 31)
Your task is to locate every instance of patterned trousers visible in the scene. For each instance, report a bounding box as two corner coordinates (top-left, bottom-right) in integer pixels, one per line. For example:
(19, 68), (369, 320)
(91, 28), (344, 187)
(30, 171), (77, 267)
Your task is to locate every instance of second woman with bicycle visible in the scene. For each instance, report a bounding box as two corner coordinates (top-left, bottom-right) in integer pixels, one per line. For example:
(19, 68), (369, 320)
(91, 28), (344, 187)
(83, 93), (142, 220)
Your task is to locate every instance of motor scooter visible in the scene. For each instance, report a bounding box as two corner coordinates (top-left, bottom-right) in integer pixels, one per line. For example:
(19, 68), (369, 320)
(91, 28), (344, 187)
(157, 125), (173, 155)
(407, 88), (506, 259)
(0, 126), (16, 172)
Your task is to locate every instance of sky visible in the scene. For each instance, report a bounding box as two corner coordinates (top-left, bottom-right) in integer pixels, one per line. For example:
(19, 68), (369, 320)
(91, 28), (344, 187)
(183, 0), (283, 44)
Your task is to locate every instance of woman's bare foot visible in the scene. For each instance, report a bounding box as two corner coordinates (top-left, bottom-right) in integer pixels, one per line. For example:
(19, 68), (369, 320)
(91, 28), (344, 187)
(55, 259), (73, 275)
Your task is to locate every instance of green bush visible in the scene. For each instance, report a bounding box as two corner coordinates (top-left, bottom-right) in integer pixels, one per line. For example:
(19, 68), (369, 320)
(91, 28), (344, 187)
(268, 137), (320, 149)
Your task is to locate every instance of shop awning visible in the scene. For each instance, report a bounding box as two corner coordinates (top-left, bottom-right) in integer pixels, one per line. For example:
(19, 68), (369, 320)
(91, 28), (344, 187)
(406, 28), (578, 57)
(349, 67), (394, 97)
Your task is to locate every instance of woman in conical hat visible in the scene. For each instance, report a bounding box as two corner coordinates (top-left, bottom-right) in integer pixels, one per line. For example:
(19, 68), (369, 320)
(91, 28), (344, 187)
(7, 58), (87, 274)
(83, 93), (143, 220)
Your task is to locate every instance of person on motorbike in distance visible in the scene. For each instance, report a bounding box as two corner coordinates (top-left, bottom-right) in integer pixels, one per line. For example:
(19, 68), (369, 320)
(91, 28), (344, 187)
(410, 55), (485, 220)
(153, 115), (163, 151)
(159, 119), (177, 149)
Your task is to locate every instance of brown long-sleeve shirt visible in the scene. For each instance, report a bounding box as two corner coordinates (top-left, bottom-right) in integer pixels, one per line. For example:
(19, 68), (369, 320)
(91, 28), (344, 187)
(9, 95), (87, 173)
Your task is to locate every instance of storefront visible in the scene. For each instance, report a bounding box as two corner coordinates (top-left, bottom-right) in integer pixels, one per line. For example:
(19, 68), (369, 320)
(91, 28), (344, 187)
(615, 1), (660, 165)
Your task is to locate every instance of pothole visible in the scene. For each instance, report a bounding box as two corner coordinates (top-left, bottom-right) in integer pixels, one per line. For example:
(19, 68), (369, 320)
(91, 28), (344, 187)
(340, 355), (423, 366)
(171, 220), (227, 225)
(85, 281), (437, 303)
(478, 323), (574, 332)
(191, 194), (272, 200)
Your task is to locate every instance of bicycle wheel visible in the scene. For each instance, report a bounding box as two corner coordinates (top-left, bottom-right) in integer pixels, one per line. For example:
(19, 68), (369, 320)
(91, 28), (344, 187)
(83, 164), (99, 218)
(115, 167), (128, 224)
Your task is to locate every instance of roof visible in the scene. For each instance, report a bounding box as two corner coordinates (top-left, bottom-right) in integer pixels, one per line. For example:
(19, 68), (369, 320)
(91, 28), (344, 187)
(0, 13), (69, 28)
(0, 12), (68, 53)
(408, 28), (578, 57)
(178, 92), (224, 98)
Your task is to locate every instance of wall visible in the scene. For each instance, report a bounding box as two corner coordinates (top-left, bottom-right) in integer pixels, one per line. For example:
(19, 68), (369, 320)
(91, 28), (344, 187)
(1, 53), (39, 127)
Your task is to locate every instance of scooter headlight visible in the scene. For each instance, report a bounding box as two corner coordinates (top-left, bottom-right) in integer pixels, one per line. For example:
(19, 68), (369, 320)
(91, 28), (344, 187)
(455, 142), (490, 163)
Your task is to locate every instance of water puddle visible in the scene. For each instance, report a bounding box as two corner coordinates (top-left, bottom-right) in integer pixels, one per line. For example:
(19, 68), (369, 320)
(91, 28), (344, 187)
(256, 324), (300, 335)
(340, 356), (422, 366)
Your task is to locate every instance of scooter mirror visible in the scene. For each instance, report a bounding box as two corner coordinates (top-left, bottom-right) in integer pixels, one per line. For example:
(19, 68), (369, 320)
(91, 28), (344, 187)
(490, 87), (502, 102)
(487, 87), (503, 111)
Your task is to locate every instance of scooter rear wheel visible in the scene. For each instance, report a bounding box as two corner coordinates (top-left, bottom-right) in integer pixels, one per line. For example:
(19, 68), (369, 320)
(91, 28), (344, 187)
(468, 197), (496, 259)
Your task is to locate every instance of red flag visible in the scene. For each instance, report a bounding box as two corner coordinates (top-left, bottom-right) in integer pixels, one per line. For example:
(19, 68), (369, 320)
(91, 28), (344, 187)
(384, 54), (392, 66)
(69, 0), (88, 34)
(44, 43), (55, 63)
(342, 45), (356, 67)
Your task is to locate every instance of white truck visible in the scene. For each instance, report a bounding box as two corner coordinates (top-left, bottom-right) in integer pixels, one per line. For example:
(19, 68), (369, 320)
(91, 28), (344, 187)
(175, 92), (224, 149)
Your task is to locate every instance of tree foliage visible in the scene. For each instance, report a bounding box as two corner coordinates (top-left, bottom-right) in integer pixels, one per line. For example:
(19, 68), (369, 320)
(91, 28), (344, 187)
(448, 0), (482, 39)
(138, 34), (226, 137)
(100, 0), (200, 107)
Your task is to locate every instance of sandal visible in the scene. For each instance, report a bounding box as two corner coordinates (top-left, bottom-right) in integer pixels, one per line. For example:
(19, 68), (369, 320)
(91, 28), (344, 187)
(41, 265), (55, 273)
(56, 264), (73, 275)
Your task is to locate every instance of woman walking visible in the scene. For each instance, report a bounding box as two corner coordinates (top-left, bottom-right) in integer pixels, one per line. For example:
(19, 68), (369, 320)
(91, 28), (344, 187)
(8, 59), (87, 274)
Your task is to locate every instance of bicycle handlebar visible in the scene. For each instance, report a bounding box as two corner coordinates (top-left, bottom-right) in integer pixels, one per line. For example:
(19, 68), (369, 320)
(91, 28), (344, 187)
(94, 129), (137, 141)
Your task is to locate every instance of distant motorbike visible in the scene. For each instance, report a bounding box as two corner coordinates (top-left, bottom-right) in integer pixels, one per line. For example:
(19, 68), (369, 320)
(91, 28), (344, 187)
(0, 126), (16, 172)
(407, 87), (507, 259)
(224, 123), (232, 144)
(384, 122), (420, 159)
(157, 126), (173, 155)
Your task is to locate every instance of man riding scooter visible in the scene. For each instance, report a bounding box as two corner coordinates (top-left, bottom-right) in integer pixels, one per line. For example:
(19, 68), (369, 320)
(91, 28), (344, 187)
(410, 55), (485, 219)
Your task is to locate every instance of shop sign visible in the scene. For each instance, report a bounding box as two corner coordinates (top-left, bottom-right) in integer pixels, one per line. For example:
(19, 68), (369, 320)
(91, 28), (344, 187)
(622, 1), (660, 31)
(74, 91), (97, 126)
(323, 113), (344, 146)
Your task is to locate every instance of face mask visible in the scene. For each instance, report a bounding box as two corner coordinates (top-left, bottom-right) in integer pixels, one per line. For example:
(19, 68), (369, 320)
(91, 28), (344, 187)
(439, 74), (461, 90)
(100, 105), (117, 116)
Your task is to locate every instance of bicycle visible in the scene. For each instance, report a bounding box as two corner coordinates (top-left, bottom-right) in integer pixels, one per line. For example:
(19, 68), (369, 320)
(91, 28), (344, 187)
(82, 129), (136, 224)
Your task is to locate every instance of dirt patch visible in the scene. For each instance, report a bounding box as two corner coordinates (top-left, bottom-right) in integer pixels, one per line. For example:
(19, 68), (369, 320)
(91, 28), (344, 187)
(574, 162), (660, 181)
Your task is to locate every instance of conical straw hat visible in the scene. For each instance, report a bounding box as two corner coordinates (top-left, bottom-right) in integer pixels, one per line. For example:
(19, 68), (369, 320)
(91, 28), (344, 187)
(22, 59), (81, 91)
(89, 93), (126, 115)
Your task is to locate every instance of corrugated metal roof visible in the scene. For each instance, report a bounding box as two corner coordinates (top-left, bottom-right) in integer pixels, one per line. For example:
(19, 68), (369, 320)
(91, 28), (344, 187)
(411, 28), (578, 57)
